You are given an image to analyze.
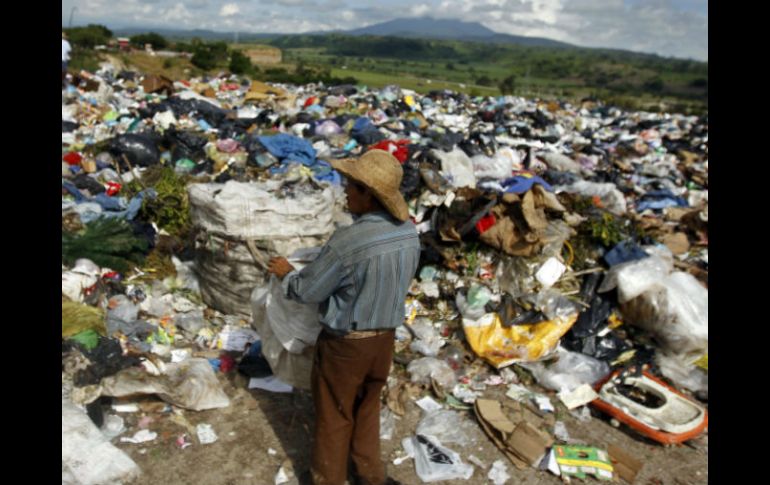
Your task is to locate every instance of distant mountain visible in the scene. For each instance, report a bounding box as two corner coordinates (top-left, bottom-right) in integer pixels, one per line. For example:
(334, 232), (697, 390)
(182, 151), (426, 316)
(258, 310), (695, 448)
(337, 17), (573, 48)
(112, 18), (573, 49)
(345, 17), (496, 38)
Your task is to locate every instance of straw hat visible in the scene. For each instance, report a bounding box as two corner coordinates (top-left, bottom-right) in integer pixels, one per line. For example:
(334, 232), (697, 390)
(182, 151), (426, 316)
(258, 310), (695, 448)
(329, 149), (409, 221)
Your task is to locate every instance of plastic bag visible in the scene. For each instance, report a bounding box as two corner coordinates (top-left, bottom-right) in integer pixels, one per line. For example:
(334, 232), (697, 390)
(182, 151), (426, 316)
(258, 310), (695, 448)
(455, 283), (492, 320)
(416, 410), (478, 446)
(555, 180), (627, 215)
(401, 434), (474, 482)
(488, 460), (511, 485)
(540, 152), (581, 173)
(380, 406), (396, 440)
(433, 147), (476, 188)
(62, 397), (140, 485)
(251, 285), (315, 390)
(261, 275), (320, 353)
(407, 357), (457, 389)
(532, 288), (580, 320)
(463, 312), (577, 368)
(519, 347), (610, 393)
(99, 358), (230, 411)
(408, 319), (446, 357)
(620, 271), (708, 359)
(109, 133), (161, 168)
(655, 351), (708, 395)
(471, 153), (512, 180)
(599, 254), (674, 303)
(496, 256), (540, 298)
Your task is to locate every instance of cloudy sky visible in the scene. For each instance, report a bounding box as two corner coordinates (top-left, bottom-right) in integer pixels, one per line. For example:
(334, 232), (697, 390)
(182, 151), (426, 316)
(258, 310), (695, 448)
(61, 0), (708, 61)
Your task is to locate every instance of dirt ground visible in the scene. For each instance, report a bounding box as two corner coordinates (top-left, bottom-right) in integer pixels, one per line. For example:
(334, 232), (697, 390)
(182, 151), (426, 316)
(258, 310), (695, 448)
(114, 364), (707, 485)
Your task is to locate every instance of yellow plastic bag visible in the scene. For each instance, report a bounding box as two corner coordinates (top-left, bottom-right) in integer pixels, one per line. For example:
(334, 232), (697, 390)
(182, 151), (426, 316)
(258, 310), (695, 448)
(463, 313), (577, 368)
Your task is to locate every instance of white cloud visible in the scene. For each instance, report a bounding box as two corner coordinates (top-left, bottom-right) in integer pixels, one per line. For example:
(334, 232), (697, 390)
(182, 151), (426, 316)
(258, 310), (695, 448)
(410, 4), (430, 16)
(220, 3), (240, 16)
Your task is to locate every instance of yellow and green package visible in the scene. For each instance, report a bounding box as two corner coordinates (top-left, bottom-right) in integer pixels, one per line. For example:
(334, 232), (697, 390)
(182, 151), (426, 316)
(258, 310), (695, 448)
(553, 445), (614, 481)
(462, 312), (577, 368)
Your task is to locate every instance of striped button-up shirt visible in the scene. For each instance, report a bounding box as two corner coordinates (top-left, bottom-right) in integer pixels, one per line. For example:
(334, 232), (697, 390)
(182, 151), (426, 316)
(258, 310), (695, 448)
(282, 211), (421, 334)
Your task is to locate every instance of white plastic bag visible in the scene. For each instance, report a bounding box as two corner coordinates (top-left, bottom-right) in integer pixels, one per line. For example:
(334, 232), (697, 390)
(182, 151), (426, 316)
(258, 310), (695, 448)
(380, 406), (396, 440)
(520, 347), (610, 393)
(540, 152), (581, 173)
(599, 254), (674, 303)
(555, 180), (627, 215)
(263, 275), (320, 353)
(401, 434), (474, 482)
(416, 410), (478, 446)
(621, 271), (708, 359)
(655, 352), (708, 395)
(471, 153), (512, 180)
(408, 319), (446, 357)
(407, 357), (457, 389)
(433, 147), (476, 189)
(62, 398), (140, 485)
(488, 459), (511, 485)
(100, 358), (230, 411)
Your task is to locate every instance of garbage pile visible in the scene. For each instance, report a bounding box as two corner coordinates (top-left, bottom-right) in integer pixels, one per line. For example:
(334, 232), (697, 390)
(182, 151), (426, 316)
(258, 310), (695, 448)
(62, 63), (707, 483)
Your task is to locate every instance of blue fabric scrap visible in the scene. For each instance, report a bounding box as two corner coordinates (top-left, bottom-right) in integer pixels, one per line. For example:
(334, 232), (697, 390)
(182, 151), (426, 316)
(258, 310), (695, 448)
(500, 175), (554, 194)
(258, 134), (317, 167)
(604, 240), (650, 267)
(636, 189), (688, 212)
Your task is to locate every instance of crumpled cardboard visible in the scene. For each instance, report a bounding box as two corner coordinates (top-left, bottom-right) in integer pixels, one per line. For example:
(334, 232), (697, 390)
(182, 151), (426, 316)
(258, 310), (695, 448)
(474, 399), (554, 470)
(142, 74), (174, 95)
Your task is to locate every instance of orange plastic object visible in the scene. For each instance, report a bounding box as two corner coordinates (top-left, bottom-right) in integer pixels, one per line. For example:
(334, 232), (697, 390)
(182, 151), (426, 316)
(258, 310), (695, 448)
(590, 370), (708, 445)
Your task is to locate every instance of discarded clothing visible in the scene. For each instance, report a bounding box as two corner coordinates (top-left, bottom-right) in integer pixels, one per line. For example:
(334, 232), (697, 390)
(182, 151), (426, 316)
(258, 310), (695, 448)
(500, 174), (553, 194)
(636, 189), (688, 212)
(604, 241), (650, 267)
(258, 133), (317, 166)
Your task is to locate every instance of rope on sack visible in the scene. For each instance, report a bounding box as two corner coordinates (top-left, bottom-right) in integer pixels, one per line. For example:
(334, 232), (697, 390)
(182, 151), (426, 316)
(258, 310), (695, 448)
(245, 238), (270, 271)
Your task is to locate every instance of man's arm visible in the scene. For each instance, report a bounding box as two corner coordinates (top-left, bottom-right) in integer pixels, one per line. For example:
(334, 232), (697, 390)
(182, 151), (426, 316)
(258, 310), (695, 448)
(267, 245), (344, 304)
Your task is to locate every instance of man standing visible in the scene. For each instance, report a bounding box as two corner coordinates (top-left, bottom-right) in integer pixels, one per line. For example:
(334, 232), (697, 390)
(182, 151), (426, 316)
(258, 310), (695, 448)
(268, 149), (420, 485)
(62, 32), (72, 88)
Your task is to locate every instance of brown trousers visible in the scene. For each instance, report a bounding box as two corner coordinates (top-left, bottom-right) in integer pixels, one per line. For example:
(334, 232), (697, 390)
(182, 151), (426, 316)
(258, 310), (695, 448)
(311, 330), (394, 485)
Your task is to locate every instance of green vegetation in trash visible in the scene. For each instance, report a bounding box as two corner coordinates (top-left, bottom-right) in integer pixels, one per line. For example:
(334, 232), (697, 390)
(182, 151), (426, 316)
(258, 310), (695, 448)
(511, 364), (536, 386)
(589, 213), (626, 248)
(134, 165), (192, 238)
(581, 211), (646, 249)
(62, 218), (149, 273)
(62, 300), (107, 338)
(68, 48), (104, 73)
(132, 247), (178, 284)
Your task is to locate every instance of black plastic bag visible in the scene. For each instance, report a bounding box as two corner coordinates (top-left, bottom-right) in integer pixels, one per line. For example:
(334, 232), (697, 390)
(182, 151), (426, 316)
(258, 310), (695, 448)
(62, 120), (79, 133)
(72, 174), (106, 194)
(109, 133), (161, 168)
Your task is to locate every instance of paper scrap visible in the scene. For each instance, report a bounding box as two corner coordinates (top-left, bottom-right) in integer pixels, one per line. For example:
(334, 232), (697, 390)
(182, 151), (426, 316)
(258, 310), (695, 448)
(533, 395), (555, 413)
(535, 257), (566, 288)
(120, 429), (157, 444)
(558, 384), (600, 410)
(217, 325), (260, 352)
(196, 423), (218, 444)
(415, 395), (443, 412)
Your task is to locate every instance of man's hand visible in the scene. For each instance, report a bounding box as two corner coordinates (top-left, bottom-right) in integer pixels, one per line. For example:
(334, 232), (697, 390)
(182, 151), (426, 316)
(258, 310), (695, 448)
(267, 257), (295, 279)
